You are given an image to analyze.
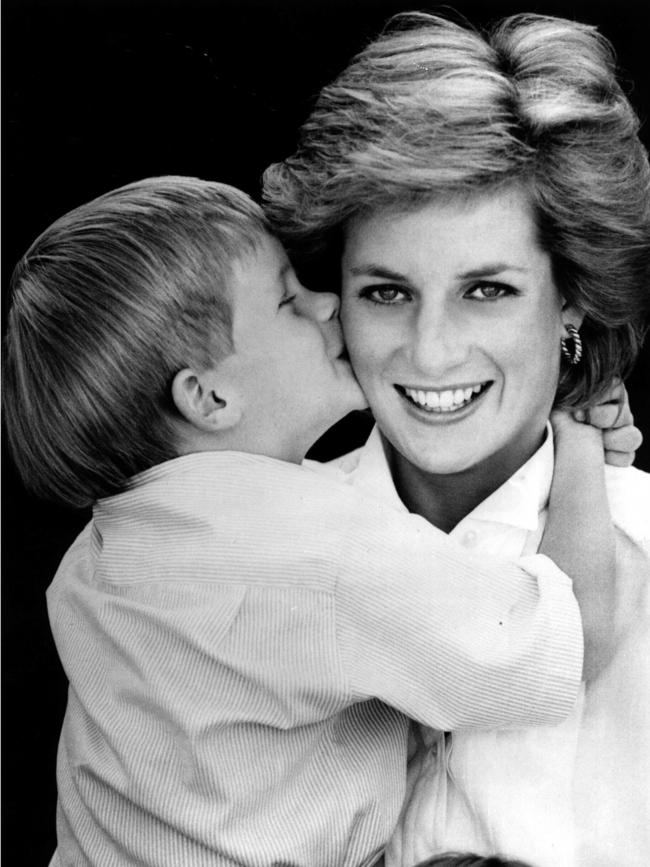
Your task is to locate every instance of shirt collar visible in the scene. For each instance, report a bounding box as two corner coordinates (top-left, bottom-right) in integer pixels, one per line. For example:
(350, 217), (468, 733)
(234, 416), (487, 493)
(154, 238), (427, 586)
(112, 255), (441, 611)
(350, 423), (554, 531)
(464, 423), (554, 531)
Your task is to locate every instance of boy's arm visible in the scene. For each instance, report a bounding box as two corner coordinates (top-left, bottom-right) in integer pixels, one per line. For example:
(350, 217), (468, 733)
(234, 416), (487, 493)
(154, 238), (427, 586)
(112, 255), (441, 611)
(541, 379), (640, 681)
(540, 412), (616, 682)
(334, 497), (582, 732)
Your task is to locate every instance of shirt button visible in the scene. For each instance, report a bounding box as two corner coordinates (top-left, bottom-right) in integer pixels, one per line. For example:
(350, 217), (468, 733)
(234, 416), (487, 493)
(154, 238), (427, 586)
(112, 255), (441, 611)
(462, 530), (477, 548)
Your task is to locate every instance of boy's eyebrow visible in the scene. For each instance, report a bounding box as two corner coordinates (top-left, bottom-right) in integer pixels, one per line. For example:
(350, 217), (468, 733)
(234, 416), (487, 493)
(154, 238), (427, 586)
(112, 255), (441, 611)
(276, 261), (292, 288)
(272, 262), (291, 298)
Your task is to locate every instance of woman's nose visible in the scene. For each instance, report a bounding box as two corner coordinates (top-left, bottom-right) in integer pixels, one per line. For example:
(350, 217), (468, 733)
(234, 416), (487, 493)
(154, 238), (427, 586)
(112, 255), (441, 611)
(410, 309), (466, 373)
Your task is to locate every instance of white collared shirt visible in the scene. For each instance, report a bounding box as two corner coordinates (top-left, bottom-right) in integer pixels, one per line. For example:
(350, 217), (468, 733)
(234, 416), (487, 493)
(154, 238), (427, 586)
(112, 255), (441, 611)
(320, 426), (650, 867)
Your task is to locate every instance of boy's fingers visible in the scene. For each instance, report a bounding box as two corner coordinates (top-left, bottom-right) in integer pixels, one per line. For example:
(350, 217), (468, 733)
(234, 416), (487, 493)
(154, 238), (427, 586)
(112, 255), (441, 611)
(604, 449), (636, 468)
(551, 409), (580, 435)
(575, 380), (633, 429)
(600, 378), (624, 403)
(585, 402), (632, 430)
(602, 424), (643, 454)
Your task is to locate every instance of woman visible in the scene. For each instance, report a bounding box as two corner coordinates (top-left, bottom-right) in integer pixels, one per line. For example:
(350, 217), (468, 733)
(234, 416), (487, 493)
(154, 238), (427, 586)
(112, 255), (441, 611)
(263, 12), (650, 867)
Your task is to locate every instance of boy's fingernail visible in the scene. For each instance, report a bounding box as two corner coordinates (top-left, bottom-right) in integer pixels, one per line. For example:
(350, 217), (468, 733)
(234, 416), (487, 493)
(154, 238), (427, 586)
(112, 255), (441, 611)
(574, 409), (586, 422)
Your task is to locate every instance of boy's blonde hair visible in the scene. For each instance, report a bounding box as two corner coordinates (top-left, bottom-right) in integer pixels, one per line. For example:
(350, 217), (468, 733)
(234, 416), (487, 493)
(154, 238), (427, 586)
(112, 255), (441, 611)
(4, 176), (268, 508)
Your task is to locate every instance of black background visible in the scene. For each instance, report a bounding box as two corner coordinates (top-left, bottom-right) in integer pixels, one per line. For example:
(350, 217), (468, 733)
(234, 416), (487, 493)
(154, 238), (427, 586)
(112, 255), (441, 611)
(3, 1), (649, 862)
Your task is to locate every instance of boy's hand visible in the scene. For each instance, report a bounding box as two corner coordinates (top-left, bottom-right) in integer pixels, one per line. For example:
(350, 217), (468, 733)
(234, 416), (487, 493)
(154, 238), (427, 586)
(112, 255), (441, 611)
(573, 381), (642, 467)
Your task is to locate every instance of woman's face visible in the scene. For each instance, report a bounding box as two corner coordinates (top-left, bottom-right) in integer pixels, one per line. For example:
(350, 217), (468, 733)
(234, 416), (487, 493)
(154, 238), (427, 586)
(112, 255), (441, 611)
(341, 186), (577, 478)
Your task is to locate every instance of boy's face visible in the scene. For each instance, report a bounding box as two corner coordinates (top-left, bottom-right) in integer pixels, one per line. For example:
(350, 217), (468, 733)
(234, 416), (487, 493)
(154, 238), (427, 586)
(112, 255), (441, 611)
(220, 234), (366, 462)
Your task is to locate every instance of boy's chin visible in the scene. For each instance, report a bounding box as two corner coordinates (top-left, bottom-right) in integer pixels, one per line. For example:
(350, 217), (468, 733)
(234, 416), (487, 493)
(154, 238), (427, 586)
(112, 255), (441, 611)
(344, 381), (370, 414)
(334, 393), (370, 423)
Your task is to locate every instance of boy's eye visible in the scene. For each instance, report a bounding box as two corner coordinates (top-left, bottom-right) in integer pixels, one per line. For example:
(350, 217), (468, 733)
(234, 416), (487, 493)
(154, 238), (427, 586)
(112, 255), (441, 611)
(464, 282), (516, 301)
(359, 285), (409, 305)
(279, 293), (297, 309)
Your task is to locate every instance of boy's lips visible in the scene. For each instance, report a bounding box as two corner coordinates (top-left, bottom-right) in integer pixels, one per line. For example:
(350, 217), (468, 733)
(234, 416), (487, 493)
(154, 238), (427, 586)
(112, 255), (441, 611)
(395, 381), (492, 414)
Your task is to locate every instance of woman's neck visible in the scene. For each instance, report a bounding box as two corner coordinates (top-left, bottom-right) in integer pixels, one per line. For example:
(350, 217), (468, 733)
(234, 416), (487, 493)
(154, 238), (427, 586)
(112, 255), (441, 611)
(385, 429), (547, 534)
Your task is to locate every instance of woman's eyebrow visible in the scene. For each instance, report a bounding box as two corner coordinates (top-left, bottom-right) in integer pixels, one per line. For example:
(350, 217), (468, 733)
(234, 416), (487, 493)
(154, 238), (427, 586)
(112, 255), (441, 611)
(346, 264), (408, 280)
(459, 263), (528, 279)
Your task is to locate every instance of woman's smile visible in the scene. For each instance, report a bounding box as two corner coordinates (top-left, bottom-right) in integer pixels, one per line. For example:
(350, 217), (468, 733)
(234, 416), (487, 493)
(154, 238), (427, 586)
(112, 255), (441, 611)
(397, 381), (491, 416)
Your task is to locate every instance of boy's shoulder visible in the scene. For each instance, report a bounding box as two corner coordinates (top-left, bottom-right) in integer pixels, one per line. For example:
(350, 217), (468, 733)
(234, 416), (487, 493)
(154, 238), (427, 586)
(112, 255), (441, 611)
(304, 447), (365, 483)
(47, 521), (94, 598)
(109, 451), (358, 515)
(61, 451), (371, 593)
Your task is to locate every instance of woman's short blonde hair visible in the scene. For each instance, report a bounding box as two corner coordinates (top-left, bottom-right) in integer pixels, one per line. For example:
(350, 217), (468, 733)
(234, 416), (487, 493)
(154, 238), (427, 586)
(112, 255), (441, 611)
(4, 176), (268, 508)
(263, 12), (650, 407)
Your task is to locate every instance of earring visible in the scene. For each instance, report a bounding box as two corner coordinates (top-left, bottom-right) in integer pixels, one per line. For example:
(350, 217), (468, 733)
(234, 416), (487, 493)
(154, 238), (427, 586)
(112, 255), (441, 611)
(561, 324), (583, 365)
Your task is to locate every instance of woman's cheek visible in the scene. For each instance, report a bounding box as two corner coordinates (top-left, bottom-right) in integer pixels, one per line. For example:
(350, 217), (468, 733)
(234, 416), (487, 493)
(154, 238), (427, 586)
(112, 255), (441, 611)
(344, 311), (385, 369)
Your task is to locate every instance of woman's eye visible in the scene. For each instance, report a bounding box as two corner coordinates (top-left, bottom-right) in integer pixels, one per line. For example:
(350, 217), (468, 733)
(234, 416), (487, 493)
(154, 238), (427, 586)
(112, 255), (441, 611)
(465, 283), (514, 301)
(360, 285), (409, 305)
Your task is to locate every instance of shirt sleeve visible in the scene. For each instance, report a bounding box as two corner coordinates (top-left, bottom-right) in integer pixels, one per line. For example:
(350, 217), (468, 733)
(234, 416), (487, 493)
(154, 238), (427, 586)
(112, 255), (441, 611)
(132, 453), (582, 734)
(334, 497), (583, 731)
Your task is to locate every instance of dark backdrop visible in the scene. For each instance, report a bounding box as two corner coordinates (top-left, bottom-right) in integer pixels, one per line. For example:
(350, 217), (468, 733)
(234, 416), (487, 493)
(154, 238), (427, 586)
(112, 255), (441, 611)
(3, 1), (649, 862)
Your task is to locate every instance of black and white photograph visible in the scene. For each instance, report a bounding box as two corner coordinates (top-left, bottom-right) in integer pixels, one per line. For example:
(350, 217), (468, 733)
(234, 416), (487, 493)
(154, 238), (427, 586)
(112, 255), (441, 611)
(3, 1), (649, 865)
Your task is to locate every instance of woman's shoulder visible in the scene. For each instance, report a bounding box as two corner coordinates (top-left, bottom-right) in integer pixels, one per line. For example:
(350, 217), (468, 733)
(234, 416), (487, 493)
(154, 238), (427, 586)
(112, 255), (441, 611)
(605, 463), (650, 546)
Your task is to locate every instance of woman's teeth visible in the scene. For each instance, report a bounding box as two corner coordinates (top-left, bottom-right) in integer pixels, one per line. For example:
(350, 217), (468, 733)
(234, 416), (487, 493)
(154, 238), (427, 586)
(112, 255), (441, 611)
(402, 383), (486, 412)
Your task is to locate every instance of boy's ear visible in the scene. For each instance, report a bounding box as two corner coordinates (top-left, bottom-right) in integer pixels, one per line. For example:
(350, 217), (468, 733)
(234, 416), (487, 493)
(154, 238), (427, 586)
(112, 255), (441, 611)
(561, 301), (585, 330)
(171, 367), (241, 433)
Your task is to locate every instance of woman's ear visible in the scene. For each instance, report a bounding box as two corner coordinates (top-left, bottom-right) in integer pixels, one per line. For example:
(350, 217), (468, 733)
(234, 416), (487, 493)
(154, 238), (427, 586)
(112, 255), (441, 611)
(561, 301), (585, 330)
(171, 367), (242, 433)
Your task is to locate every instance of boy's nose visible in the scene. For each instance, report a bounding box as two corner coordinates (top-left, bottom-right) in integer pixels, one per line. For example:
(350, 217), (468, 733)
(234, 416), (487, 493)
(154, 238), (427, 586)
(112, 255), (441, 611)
(305, 290), (340, 322)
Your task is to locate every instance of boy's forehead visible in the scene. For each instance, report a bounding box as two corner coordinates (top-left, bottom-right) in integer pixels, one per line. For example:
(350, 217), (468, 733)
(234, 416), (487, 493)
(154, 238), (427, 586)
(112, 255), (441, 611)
(234, 234), (289, 285)
(229, 234), (290, 311)
(258, 233), (291, 268)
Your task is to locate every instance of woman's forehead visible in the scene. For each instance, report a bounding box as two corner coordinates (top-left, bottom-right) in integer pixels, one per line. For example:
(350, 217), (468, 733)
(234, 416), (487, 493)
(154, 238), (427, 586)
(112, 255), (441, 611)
(343, 186), (540, 256)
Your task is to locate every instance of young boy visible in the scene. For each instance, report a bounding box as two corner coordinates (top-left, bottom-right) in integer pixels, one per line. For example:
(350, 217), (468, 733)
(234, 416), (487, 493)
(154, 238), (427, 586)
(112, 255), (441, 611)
(3, 176), (635, 867)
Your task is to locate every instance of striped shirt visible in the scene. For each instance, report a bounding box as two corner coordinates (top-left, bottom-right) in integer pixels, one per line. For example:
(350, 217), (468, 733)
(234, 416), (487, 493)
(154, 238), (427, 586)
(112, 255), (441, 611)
(48, 450), (582, 866)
